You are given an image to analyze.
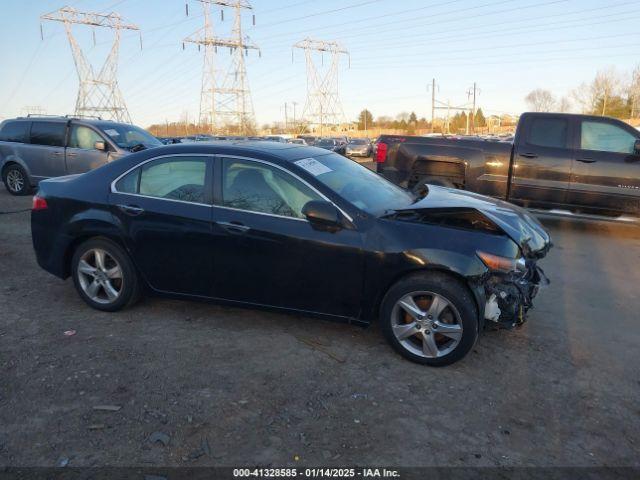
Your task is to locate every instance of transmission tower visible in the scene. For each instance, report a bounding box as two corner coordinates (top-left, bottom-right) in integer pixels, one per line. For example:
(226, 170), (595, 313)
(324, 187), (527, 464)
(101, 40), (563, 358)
(184, 0), (259, 134)
(293, 38), (350, 135)
(41, 6), (139, 123)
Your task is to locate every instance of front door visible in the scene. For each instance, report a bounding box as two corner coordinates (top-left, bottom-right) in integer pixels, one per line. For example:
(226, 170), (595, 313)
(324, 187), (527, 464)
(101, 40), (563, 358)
(109, 154), (214, 296)
(568, 118), (640, 215)
(510, 115), (574, 208)
(65, 124), (111, 174)
(210, 156), (364, 318)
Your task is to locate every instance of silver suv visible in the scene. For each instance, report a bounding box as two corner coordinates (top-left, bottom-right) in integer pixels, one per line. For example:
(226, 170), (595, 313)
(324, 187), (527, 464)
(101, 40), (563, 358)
(0, 116), (162, 195)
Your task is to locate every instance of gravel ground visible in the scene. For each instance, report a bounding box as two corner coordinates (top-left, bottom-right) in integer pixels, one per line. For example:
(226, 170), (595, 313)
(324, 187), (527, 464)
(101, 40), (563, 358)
(0, 183), (639, 469)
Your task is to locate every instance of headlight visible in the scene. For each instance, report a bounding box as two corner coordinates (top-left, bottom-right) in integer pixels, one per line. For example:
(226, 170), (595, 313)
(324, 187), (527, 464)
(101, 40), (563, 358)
(477, 251), (526, 273)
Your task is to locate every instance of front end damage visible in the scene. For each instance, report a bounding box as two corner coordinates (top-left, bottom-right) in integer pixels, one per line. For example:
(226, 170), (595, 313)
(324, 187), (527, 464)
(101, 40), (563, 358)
(390, 185), (553, 330)
(482, 257), (549, 329)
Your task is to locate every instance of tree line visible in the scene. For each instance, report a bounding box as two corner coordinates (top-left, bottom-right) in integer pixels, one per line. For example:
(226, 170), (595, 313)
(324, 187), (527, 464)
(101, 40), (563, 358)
(525, 65), (640, 118)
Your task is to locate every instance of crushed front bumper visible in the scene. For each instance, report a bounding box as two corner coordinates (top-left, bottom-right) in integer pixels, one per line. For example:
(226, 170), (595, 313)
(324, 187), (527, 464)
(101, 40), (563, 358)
(483, 260), (550, 329)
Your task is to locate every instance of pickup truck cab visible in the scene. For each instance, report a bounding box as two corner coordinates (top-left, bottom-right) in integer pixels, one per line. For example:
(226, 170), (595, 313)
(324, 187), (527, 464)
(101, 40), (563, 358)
(0, 116), (162, 195)
(377, 112), (640, 218)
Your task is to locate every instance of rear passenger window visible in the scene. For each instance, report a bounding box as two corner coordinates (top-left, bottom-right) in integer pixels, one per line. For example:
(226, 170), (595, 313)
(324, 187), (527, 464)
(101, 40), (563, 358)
(30, 122), (66, 147)
(0, 121), (30, 143)
(115, 156), (208, 204)
(527, 118), (568, 149)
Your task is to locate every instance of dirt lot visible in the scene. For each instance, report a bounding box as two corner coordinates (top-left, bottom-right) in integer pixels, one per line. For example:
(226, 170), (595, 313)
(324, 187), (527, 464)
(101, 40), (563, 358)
(0, 183), (639, 469)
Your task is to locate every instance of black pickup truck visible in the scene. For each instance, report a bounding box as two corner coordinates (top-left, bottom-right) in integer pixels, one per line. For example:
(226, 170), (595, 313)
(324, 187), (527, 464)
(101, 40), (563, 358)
(375, 112), (640, 218)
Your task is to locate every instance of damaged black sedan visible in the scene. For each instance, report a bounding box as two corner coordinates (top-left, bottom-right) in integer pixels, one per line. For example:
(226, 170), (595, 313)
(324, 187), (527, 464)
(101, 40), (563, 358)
(31, 142), (551, 366)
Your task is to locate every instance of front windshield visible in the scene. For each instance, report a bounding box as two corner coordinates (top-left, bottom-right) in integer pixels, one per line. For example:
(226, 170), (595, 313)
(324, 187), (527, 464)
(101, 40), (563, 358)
(349, 139), (368, 145)
(101, 124), (162, 149)
(298, 153), (414, 215)
(317, 139), (334, 147)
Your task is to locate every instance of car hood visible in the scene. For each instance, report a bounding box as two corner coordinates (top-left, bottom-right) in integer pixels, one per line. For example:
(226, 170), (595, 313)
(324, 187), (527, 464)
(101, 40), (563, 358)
(395, 185), (551, 257)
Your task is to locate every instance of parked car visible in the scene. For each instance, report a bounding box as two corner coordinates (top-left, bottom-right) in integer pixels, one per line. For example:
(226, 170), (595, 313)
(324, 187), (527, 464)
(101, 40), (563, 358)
(158, 137), (183, 145)
(298, 135), (317, 146)
(31, 142), (551, 366)
(376, 112), (640, 218)
(316, 138), (346, 155)
(263, 135), (288, 143)
(0, 116), (162, 195)
(345, 138), (372, 158)
(287, 138), (307, 145)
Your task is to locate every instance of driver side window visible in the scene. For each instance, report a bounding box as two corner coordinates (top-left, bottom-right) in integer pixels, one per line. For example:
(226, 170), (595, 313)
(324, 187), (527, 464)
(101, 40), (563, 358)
(581, 121), (636, 154)
(221, 158), (322, 219)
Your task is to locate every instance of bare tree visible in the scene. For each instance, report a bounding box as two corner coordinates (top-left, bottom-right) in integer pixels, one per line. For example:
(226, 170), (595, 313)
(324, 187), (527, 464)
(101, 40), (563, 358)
(629, 64), (640, 118)
(525, 89), (556, 112)
(572, 67), (623, 115)
(556, 96), (572, 113)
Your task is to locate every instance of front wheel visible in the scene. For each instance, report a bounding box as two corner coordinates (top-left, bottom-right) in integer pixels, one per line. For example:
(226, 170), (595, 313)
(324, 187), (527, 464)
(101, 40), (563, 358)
(2, 164), (30, 195)
(380, 272), (478, 366)
(71, 238), (140, 312)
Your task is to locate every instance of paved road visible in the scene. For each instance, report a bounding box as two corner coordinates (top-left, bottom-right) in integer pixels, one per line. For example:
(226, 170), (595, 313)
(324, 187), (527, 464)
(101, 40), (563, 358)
(0, 185), (638, 468)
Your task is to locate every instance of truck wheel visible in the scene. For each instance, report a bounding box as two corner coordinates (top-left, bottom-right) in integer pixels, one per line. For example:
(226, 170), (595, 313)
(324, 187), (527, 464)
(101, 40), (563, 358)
(2, 164), (30, 196)
(380, 272), (478, 366)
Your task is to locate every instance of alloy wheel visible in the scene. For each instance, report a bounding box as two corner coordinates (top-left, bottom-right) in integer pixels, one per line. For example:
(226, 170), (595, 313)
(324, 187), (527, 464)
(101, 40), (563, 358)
(6, 169), (24, 193)
(390, 291), (463, 358)
(77, 248), (124, 304)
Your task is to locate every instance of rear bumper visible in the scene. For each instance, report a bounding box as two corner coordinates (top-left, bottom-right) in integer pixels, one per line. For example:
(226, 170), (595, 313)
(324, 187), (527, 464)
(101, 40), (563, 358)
(31, 211), (72, 279)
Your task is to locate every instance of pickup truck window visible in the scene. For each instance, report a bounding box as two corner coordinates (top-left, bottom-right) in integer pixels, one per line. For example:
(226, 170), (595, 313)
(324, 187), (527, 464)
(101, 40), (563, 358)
(528, 118), (568, 149)
(0, 121), (30, 143)
(30, 122), (66, 147)
(580, 121), (636, 154)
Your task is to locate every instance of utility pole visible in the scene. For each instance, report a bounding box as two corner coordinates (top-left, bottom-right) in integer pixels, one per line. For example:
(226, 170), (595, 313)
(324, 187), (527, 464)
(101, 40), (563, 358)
(293, 38), (349, 134)
(184, 0), (260, 134)
(292, 101), (298, 128)
(284, 102), (288, 131)
(41, 6), (140, 123)
(466, 82), (479, 133)
(430, 78), (436, 133)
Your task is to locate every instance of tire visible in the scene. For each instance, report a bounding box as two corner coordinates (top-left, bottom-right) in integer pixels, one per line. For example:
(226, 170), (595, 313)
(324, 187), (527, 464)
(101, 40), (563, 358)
(2, 164), (30, 196)
(71, 237), (140, 312)
(380, 271), (478, 366)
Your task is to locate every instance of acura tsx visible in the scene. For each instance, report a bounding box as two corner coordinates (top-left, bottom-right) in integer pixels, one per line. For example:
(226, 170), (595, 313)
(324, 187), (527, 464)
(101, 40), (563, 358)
(31, 141), (551, 366)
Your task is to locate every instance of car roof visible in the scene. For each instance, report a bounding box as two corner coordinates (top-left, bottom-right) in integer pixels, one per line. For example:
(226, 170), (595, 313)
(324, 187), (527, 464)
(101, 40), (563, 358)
(144, 140), (331, 162)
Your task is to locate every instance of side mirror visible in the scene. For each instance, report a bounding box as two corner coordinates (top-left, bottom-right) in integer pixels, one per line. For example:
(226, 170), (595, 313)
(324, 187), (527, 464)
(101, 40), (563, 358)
(302, 200), (342, 229)
(94, 141), (107, 151)
(634, 139), (640, 155)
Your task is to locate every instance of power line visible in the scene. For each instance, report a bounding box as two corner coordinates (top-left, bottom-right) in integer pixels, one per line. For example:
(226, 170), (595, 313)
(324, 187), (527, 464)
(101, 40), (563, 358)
(258, 0), (385, 28)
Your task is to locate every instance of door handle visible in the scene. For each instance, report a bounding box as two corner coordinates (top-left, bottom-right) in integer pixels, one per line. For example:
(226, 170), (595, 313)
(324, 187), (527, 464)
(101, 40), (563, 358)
(67, 152), (77, 158)
(519, 153), (538, 159)
(216, 220), (250, 234)
(51, 152), (63, 156)
(576, 158), (596, 163)
(117, 204), (145, 216)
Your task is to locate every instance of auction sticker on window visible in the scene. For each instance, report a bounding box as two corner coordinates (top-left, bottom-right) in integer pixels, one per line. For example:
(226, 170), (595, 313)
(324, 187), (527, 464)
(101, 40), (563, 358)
(104, 129), (120, 137)
(294, 158), (332, 176)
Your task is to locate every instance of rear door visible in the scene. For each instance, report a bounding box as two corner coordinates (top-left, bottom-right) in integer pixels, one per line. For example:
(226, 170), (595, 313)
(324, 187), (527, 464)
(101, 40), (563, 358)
(109, 154), (214, 296)
(568, 118), (640, 215)
(65, 123), (111, 174)
(27, 121), (68, 179)
(510, 115), (574, 207)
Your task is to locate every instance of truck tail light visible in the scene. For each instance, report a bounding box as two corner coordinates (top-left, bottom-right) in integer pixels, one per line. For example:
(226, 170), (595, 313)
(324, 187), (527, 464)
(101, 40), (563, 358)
(32, 195), (48, 211)
(376, 142), (388, 163)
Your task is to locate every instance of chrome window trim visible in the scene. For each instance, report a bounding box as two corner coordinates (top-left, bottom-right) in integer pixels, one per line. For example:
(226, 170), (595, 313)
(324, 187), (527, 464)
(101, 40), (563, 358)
(220, 154), (354, 223)
(110, 152), (354, 223)
(110, 153), (212, 207)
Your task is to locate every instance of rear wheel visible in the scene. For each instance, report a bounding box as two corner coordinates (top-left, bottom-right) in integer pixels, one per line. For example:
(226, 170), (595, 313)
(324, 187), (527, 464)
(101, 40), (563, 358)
(2, 164), (30, 195)
(71, 238), (140, 312)
(380, 272), (478, 366)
